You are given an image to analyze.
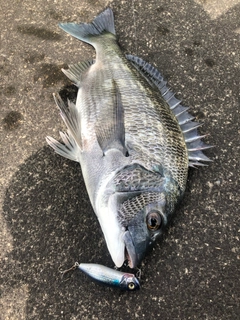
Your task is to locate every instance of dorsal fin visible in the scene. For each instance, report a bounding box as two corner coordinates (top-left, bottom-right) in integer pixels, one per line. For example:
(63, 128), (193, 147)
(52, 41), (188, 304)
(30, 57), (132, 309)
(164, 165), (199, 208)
(126, 54), (212, 166)
(95, 80), (127, 156)
(62, 59), (95, 87)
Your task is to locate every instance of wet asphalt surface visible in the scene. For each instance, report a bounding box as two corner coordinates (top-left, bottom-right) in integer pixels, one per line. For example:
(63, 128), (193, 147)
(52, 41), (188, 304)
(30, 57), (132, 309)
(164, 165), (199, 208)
(0, 0), (239, 319)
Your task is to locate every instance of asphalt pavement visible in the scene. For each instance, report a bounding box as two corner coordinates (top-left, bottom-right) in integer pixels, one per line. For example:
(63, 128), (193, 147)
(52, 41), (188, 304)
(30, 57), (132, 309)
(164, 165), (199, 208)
(1, 0), (239, 319)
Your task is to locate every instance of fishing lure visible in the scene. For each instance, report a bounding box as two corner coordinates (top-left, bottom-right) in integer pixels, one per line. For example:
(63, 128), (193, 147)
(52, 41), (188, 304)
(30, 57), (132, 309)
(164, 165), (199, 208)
(59, 262), (140, 291)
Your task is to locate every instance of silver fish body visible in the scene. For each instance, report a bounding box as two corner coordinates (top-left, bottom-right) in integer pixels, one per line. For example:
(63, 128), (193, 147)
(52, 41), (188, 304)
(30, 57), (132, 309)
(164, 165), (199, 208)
(47, 8), (211, 268)
(78, 263), (140, 290)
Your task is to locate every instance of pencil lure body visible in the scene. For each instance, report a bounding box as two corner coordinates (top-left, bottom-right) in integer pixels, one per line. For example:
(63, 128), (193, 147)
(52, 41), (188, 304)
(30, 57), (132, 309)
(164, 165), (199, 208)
(78, 263), (140, 290)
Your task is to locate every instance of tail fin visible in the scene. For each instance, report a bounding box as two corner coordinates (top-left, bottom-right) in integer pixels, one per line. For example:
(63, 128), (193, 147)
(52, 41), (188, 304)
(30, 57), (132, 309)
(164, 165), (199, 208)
(59, 8), (115, 45)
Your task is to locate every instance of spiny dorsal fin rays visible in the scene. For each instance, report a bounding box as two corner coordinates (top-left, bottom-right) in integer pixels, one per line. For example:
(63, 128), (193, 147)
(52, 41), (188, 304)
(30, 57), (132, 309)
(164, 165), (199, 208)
(126, 54), (183, 113)
(187, 139), (212, 151)
(181, 122), (202, 133)
(188, 150), (212, 162)
(46, 131), (79, 162)
(95, 80), (127, 156)
(126, 54), (212, 166)
(53, 93), (83, 150)
(189, 161), (208, 168)
(185, 134), (208, 143)
(62, 60), (95, 87)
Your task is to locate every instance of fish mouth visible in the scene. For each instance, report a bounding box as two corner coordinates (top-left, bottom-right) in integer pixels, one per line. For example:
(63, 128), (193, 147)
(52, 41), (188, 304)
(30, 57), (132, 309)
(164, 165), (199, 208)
(123, 230), (137, 268)
(123, 228), (152, 269)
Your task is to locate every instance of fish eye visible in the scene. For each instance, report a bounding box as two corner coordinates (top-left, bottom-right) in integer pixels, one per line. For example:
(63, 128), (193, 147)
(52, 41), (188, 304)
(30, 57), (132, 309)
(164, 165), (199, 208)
(146, 211), (162, 231)
(128, 282), (136, 290)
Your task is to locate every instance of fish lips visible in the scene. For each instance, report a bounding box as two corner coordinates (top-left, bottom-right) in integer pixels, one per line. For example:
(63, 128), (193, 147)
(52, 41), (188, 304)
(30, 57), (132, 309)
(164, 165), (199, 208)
(123, 227), (152, 269)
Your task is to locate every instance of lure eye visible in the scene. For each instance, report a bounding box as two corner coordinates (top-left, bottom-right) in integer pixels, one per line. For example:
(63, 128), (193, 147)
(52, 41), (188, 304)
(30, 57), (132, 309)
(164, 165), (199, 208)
(146, 211), (162, 231)
(128, 282), (136, 290)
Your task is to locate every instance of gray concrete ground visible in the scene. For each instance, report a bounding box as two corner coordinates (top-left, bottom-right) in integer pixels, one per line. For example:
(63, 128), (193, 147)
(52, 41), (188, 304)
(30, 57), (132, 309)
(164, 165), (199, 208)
(0, 0), (239, 319)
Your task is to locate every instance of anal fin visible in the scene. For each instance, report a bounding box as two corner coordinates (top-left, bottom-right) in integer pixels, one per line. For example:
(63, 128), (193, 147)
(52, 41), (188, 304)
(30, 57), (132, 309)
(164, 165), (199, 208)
(62, 60), (95, 87)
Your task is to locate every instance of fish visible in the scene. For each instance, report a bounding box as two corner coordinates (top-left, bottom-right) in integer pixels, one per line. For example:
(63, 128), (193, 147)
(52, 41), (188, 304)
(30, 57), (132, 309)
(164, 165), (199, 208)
(46, 8), (211, 269)
(77, 263), (140, 290)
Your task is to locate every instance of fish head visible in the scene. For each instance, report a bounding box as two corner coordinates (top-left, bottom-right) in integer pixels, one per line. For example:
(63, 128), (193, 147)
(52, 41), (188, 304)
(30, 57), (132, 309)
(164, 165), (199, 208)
(119, 192), (167, 268)
(104, 190), (167, 269)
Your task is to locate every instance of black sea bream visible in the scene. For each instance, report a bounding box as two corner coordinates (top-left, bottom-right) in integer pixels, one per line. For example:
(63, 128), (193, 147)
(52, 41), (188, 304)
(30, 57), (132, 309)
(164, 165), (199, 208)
(46, 8), (211, 268)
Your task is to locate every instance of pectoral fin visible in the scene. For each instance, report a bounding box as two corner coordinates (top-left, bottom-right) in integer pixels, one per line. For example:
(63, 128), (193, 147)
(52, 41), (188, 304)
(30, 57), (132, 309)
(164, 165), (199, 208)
(95, 80), (128, 156)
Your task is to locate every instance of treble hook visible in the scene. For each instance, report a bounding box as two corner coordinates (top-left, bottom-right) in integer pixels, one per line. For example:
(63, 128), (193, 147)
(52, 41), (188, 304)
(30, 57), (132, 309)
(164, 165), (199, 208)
(58, 262), (80, 279)
(136, 268), (142, 280)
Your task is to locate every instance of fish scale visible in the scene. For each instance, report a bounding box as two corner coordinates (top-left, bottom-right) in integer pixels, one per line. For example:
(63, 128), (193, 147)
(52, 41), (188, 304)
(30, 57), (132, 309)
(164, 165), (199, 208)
(46, 8), (211, 269)
(81, 52), (189, 190)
